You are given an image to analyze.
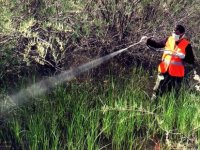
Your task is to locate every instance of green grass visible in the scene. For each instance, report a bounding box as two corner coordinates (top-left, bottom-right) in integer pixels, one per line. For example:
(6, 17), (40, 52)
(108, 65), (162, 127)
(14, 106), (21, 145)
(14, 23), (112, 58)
(0, 68), (200, 149)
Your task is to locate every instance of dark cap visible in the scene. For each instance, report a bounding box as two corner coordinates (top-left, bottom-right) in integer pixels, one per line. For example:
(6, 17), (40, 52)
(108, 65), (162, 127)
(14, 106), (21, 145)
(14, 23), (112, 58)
(174, 25), (185, 34)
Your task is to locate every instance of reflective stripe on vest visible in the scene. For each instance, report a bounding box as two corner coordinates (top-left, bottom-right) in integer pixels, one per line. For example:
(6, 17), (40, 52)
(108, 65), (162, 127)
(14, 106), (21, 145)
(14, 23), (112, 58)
(158, 36), (189, 77)
(164, 60), (183, 66)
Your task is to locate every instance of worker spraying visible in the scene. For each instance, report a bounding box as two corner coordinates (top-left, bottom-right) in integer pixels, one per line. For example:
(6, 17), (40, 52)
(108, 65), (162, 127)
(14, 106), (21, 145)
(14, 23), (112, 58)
(0, 25), (196, 113)
(141, 25), (195, 100)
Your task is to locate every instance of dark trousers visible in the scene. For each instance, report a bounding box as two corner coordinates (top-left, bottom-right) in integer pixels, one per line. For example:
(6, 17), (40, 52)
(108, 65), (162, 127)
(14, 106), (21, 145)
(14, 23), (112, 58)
(153, 72), (183, 97)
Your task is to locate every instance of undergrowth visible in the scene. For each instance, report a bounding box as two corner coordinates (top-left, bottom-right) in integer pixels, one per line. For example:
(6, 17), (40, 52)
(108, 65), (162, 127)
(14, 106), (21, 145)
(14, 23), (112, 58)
(0, 68), (200, 149)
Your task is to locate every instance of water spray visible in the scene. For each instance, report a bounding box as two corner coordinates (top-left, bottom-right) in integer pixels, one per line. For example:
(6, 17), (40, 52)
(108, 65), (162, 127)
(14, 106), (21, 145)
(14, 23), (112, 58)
(0, 38), (144, 113)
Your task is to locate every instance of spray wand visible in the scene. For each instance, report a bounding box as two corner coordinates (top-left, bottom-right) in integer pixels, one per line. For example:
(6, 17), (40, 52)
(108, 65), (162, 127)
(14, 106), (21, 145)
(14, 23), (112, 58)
(141, 36), (185, 58)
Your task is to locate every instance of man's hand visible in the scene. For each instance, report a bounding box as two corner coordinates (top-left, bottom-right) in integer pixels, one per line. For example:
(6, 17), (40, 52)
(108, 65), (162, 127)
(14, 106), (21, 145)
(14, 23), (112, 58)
(164, 50), (173, 55)
(164, 50), (185, 59)
(140, 36), (148, 43)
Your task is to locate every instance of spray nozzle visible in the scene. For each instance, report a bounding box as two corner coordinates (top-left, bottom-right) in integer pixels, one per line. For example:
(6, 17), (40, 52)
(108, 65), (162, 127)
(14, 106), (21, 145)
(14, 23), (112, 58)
(140, 36), (148, 43)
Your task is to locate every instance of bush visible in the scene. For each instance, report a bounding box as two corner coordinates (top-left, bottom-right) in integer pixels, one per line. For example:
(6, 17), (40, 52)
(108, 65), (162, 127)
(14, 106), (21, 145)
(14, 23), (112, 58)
(0, 0), (200, 80)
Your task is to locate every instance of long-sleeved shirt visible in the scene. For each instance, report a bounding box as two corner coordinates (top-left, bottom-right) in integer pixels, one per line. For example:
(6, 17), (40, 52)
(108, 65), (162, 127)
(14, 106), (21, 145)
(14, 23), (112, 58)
(146, 37), (195, 64)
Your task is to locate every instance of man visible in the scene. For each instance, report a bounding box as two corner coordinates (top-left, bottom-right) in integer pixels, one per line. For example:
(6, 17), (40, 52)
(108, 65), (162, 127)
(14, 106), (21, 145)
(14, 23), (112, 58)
(141, 25), (195, 100)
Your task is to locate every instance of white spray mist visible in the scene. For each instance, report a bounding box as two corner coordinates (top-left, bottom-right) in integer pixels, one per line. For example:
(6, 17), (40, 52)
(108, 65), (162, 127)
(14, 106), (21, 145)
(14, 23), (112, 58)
(0, 40), (142, 113)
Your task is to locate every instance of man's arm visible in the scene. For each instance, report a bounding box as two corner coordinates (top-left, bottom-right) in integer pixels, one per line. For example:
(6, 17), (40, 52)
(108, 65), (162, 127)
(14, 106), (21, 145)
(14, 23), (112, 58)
(183, 44), (195, 64)
(161, 44), (195, 60)
(146, 38), (168, 48)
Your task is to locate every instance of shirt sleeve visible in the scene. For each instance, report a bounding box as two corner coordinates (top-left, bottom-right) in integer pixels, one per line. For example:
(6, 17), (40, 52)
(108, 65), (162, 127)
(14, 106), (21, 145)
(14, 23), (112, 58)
(183, 44), (195, 64)
(146, 38), (168, 48)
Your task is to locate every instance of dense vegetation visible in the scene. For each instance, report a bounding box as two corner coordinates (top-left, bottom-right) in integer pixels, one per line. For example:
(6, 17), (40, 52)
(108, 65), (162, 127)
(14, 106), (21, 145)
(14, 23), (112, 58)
(1, 0), (200, 78)
(0, 0), (200, 149)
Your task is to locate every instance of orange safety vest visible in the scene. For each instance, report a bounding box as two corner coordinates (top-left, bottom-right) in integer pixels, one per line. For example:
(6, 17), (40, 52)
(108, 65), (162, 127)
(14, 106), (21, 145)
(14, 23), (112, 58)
(158, 36), (189, 77)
